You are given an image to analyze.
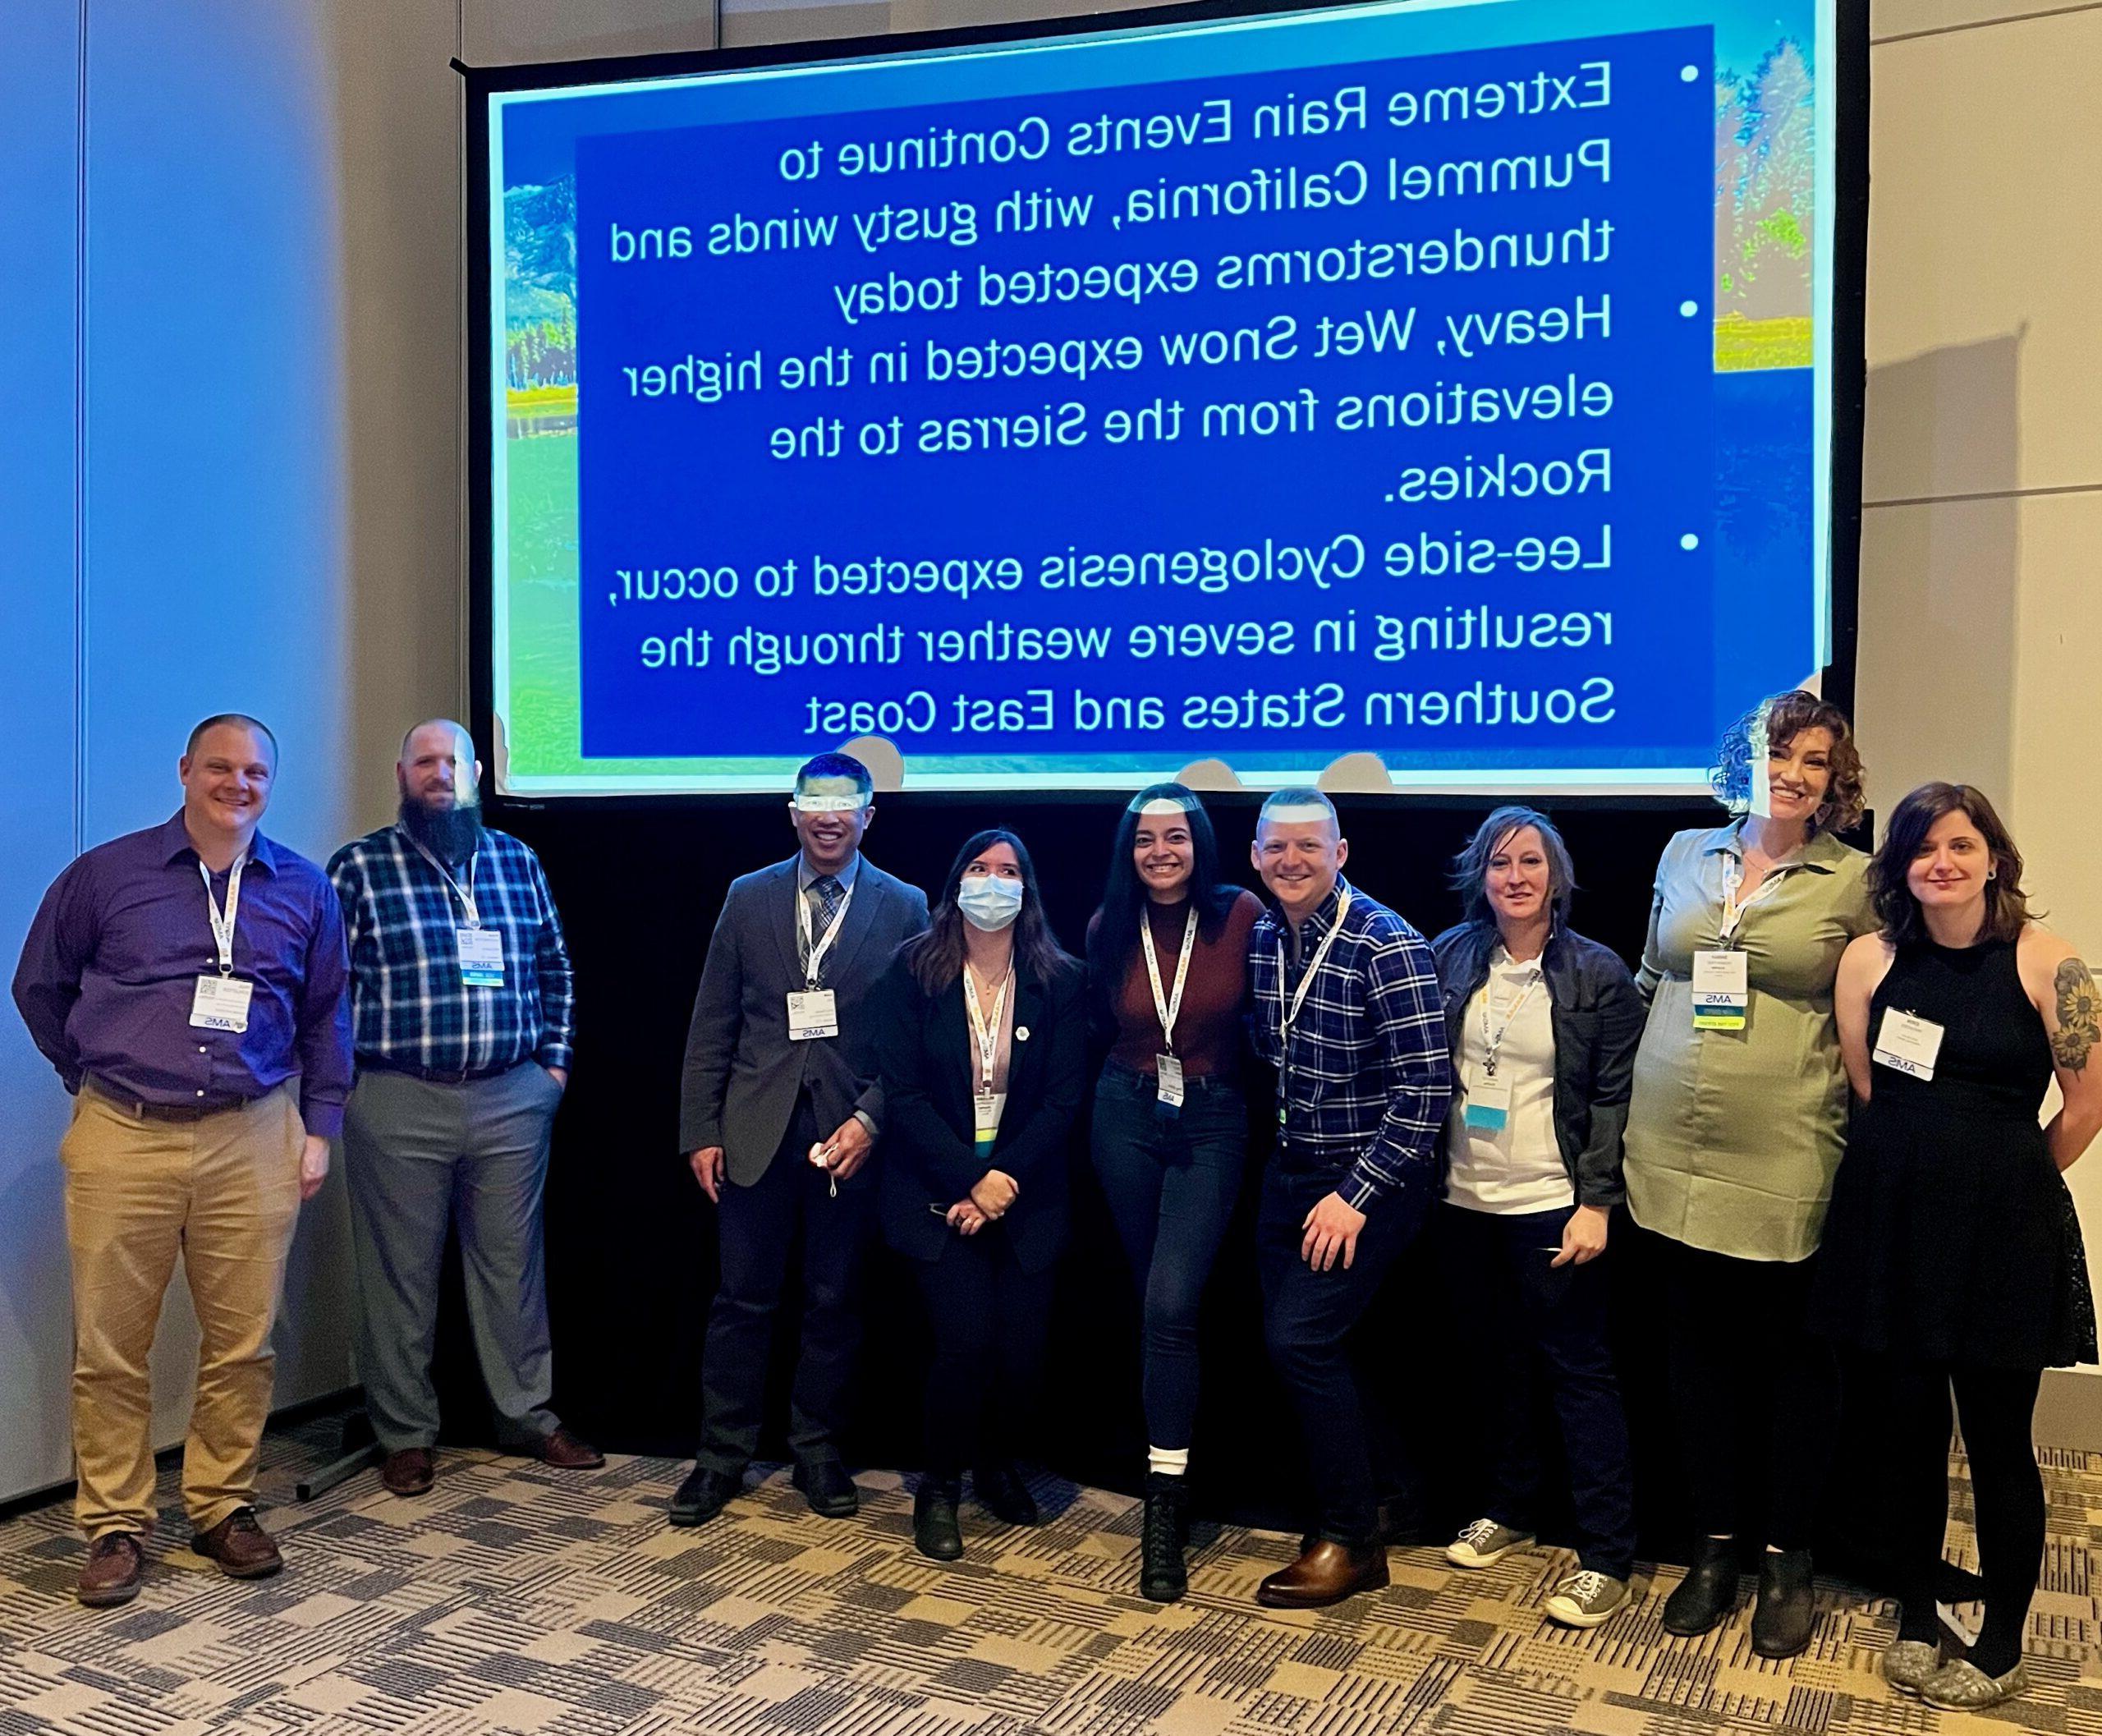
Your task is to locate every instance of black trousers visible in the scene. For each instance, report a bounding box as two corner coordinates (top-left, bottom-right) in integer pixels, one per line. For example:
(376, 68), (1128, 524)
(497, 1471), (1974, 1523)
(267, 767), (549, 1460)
(1090, 1063), (1246, 1454)
(1658, 1235), (1838, 1550)
(1866, 1354), (2044, 1676)
(1256, 1164), (1422, 1546)
(913, 1225), (1054, 1482)
(695, 1094), (874, 1473)
(1439, 1203), (1637, 1578)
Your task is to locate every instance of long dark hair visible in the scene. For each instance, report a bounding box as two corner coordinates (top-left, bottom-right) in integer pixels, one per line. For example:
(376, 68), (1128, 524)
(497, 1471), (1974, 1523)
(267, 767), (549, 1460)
(1871, 782), (2032, 946)
(1448, 806), (1578, 929)
(900, 828), (1076, 994)
(1087, 785), (1240, 991)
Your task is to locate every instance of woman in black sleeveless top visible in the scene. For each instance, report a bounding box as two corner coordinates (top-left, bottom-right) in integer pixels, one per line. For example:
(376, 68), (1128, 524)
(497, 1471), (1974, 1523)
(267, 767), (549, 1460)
(1814, 783), (2101, 1711)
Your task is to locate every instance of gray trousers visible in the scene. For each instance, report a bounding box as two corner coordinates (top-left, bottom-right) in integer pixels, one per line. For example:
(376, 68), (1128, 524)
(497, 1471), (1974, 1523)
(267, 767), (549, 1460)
(342, 1063), (562, 1454)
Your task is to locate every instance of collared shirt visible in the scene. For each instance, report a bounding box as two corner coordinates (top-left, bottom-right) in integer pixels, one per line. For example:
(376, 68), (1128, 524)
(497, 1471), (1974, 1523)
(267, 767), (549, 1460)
(11, 812), (354, 1135)
(796, 850), (861, 972)
(1624, 820), (1873, 1261)
(1248, 875), (1453, 1210)
(327, 824), (576, 1077)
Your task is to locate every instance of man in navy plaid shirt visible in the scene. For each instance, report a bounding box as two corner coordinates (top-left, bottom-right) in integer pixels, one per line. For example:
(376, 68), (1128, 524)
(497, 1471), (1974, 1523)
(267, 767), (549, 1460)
(328, 720), (599, 1497)
(1246, 787), (1451, 1610)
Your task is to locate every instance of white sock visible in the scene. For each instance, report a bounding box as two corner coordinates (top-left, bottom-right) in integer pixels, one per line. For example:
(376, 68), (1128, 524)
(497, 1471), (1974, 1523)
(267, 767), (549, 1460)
(1149, 1446), (1190, 1477)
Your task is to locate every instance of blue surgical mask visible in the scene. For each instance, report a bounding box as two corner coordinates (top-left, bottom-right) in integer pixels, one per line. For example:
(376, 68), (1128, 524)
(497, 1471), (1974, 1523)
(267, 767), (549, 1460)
(957, 874), (1024, 932)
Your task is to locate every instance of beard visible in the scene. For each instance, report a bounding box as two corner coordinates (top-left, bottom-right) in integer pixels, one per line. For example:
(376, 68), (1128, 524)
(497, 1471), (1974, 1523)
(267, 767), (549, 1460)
(398, 796), (484, 864)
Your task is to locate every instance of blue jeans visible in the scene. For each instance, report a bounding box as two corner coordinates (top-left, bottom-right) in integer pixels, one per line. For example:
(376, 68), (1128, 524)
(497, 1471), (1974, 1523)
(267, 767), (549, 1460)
(1090, 1063), (1246, 1453)
(1257, 1163), (1425, 1545)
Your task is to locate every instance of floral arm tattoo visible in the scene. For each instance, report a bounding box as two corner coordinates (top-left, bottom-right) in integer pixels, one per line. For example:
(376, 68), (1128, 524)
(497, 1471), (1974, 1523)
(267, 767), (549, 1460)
(2053, 958), (2100, 1075)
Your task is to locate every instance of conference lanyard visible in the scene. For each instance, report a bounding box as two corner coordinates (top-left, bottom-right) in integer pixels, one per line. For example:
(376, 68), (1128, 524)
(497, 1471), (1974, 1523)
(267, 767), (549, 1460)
(1717, 853), (1790, 947)
(1141, 906), (1198, 1054)
(796, 881), (855, 990)
(964, 964), (1011, 1096)
(1479, 961), (1544, 1078)
(198, 853), (249, 976)
(1277, 888), (1351, 1043)
(406, 835), (482, 928)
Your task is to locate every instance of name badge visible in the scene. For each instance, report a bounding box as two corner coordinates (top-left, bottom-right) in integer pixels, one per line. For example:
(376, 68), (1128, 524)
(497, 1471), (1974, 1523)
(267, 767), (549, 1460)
(1873, 1008), (1945, 1082)
(458, 926), (505, 988)
(1156, 1053), (1185, 1110)
(1462, 1067), (1512, 1131)
(190, 975), (254, 1033)
(786, 990), (839, 1041)
(1691, 949), (1751, 1031)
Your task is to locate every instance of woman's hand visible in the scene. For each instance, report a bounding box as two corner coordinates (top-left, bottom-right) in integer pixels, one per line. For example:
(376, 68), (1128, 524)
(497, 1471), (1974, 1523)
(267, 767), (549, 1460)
(947, 1200), (989, 1235)
(971, 1169), (1019, 1219)
(1551, 1204), (1610, 1267)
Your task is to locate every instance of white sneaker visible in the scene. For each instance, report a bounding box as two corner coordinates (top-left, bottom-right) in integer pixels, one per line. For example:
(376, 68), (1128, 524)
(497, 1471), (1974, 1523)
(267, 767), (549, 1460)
(1446, 1518), (1536, 1569)
(1543, 1569), (1630, 1629)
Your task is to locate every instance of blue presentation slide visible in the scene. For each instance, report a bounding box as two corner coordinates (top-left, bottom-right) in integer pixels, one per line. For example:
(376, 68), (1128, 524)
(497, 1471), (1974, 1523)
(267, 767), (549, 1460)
(489, 0), (1835, 794)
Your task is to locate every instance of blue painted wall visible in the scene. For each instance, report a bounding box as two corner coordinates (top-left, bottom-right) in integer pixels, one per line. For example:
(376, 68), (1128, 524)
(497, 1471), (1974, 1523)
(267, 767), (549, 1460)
(1, 1), (364, 1505)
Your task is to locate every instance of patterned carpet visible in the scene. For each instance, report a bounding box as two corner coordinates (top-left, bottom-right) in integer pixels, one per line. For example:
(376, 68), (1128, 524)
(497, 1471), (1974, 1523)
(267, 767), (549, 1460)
(1, 1424), (2097, 1735)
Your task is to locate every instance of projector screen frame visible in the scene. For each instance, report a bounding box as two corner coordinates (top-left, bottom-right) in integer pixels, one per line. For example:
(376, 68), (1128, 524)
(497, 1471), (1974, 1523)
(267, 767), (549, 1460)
(461, 0), (1871, 813)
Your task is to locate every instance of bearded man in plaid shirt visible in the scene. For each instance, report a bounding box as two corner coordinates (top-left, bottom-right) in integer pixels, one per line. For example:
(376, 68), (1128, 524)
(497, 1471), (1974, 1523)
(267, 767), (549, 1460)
(1246, 787), (1452, 1610)
(328, 719), (600, 1496)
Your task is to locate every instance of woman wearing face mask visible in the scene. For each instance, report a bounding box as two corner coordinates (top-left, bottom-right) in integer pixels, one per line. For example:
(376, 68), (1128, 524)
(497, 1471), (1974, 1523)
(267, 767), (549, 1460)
(874, 829), (1085, 1562)
(1085, 784), (1264, 1603)
(1622, 690), (1875, 1658)
(1429, 808), (1646, 1629)
(1811, 786), (2098, 1710)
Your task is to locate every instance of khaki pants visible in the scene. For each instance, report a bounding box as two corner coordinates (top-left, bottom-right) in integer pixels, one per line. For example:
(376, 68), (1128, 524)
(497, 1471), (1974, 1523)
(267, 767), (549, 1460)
(61, 1084), (304, 1539)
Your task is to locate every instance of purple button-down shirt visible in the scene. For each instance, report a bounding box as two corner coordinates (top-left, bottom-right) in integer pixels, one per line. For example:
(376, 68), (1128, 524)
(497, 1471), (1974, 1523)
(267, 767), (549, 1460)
(12, 812), (354, 1136)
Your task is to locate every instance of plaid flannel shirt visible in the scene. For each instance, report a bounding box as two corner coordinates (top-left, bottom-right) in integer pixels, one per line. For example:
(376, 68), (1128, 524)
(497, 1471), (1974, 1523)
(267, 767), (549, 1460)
(1248, 875), (1452, 1211)
(328, 824), (575, 1077)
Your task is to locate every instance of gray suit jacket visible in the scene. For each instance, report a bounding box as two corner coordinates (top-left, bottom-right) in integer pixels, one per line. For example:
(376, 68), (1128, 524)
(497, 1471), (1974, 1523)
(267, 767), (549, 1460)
(678, 854), (929, 1184)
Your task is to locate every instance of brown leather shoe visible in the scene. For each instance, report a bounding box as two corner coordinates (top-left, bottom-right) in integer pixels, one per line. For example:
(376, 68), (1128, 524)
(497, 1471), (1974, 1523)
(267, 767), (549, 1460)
(533, 1426), (604, 1469)
(381, 1448), (435, 1495)
(1255, 1539), (1389, 1610)
(191, 1508), (283, 1580)
(77, 1532), (145, 1607)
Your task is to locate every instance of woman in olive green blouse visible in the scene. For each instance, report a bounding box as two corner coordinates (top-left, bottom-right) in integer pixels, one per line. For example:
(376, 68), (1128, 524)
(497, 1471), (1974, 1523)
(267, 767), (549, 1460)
(1623, 690), (1875, 1660)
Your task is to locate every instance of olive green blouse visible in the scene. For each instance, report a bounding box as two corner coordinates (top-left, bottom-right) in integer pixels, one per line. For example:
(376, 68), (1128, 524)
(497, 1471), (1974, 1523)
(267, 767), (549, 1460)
(1622, 821), (1875, 1262)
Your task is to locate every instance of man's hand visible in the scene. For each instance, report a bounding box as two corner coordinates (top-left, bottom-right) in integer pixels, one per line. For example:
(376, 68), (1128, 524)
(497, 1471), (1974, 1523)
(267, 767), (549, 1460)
(299, 1135), (331, 1202)
(971, 1169), (1020, 1219)
(1551, 1204), (1610, 1267)
(544, 1065), (568, 1091)
(688, 1146), (727, 1203)
(813, 1116), (873, 1181)
(947, 1200), (989, 1235)
(1300, 1191), (1367, 1271)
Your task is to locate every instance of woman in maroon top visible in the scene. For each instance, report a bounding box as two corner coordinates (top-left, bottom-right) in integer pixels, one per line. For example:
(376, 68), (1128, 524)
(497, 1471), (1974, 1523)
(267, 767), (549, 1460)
(1085, 783), (1263, 1604)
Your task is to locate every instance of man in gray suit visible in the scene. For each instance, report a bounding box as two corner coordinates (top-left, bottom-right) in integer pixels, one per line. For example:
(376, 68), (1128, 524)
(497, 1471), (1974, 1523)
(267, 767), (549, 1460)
(672, 753), (929, 1525)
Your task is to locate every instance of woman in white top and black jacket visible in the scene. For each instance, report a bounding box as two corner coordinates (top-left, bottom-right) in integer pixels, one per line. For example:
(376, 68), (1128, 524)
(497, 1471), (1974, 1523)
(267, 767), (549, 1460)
(1430, 806), (1647, 1628)
(874, 829), (1086, 1563)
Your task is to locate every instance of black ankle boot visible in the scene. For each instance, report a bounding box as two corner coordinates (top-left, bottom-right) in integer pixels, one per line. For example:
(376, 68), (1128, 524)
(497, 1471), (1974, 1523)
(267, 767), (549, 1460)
(914, 1480), (963, 1562)
(1751, 1547), (1815, 1659)
(1661, 1536), (1739, 1637)
(1140, 1472), (1190, 1603)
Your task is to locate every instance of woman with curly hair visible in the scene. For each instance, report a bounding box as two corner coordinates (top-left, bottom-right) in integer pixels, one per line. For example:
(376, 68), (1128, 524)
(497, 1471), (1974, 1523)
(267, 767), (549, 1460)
(1622, 690), (1876, 1657)
(1811, 785), (2099, 1710)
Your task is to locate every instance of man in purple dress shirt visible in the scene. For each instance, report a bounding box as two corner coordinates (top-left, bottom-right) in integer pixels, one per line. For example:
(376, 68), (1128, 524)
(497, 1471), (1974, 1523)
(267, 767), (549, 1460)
(12, 714), (352, 1608)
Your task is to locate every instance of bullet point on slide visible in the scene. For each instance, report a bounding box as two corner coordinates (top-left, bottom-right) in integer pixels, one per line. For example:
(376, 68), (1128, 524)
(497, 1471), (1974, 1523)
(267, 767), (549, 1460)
(1681, 534), (1700, 551)
(1681, 65), (1700, 82)
(1680, 300), (1700, 318)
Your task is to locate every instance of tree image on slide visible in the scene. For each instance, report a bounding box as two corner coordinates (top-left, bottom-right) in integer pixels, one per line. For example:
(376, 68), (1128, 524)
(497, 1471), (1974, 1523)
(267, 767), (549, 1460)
(1714, 39), (1815, 370)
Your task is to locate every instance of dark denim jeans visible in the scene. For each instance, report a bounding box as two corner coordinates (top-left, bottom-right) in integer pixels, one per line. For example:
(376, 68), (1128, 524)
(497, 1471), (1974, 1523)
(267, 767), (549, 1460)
(1090, 1062), (1246, 1452)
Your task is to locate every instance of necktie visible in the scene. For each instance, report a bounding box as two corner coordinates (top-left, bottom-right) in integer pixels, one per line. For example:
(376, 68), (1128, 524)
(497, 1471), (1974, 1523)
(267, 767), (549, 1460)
(802, 875), (843, 971)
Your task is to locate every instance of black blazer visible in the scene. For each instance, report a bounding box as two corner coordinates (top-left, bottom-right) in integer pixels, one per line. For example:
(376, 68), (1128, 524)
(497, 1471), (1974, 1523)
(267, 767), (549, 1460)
(872, 951), (1086, 1274)
(1429, 921), (1645, 1210)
